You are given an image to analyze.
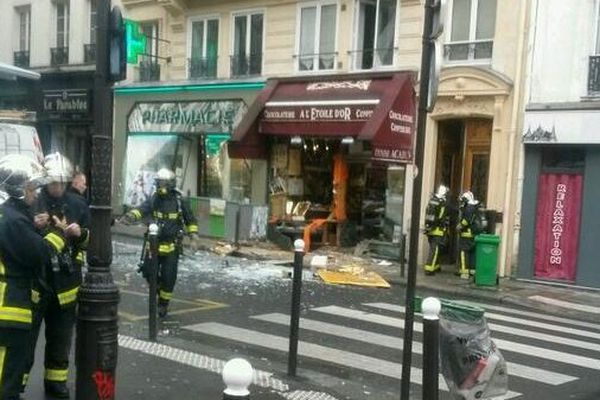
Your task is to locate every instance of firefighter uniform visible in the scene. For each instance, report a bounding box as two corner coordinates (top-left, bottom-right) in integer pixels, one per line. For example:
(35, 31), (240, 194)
(23, 157), (90, 397)
(424, 186), (449, 274)
(0, 198), (68, 398)
(128, 187), (197, 316)
(457, 192), (483, 279)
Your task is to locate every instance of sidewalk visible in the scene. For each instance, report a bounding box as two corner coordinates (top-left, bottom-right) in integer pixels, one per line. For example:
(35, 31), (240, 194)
(112, 222), (600, 323)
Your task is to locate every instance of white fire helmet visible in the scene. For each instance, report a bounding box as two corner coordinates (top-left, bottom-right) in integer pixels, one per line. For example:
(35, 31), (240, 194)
(460, 190), (479, 205)
(155, 168), (176, 195)
(435, 184), (449, 200)
(44, 152), (73, 184)
(0, 154), (47, 200)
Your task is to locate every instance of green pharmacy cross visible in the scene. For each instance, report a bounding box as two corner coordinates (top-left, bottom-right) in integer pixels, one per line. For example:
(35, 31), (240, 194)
(125, 19), (146, 64)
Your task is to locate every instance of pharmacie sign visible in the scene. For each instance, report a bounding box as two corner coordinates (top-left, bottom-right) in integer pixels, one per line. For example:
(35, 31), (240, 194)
(43, 89), (90, 115)
(128, 100), (248, 133)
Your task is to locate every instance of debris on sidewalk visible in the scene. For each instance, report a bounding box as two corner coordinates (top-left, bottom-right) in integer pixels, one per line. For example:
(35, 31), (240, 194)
(317, 264), (390, 288)
(213, 242), (235, 256)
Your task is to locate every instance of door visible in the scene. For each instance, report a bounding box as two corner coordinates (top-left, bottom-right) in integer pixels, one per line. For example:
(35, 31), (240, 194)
(463, 119), (492, 204)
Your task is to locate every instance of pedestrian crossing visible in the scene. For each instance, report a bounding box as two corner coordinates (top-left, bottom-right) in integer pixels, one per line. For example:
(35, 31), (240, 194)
(183, 301), (600, 399)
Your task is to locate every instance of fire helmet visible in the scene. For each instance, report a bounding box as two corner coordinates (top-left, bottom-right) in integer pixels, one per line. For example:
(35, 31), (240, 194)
(155, 168), (176, 195)
(0, 154), (47, 200)
(435, 184), (449, 200)
(460, 190), (479, 205)
(44, 152), (73, 184)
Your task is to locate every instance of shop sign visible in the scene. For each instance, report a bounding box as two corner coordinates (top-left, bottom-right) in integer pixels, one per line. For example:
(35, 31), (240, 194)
(128, 101), (247, 133)
(534, 173), (583, 281)
(43, 89), (90, 115)
(262, 105), (376, 123)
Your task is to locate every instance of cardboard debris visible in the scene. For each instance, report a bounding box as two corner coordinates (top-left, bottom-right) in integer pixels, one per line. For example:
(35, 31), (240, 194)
(317, 265), (390, 288)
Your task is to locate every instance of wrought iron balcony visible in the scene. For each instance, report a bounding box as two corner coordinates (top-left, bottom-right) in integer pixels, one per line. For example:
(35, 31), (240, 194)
(230, 53), (262, 78)
(13, 50), (30, 68)
(588, 56), (600, 95)
(444, 40), (493, 62)
(188, 57), (218, 79)
(84, 44), (96, 64)
(139, 60), (160, 81)
(295, 52), (337, 72)
(348, 48), (396, 70)
(51, 47), (69, 66)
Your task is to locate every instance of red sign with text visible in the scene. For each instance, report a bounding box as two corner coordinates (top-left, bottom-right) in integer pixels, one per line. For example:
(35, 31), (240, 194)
(533, 173), (583, 281)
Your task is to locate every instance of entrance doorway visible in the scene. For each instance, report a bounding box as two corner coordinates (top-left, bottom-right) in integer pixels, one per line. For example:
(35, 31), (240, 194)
(434, 118), (492, 263)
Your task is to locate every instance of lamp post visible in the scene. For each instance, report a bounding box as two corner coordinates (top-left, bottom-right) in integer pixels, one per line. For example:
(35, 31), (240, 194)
(75, 0), (120, 398)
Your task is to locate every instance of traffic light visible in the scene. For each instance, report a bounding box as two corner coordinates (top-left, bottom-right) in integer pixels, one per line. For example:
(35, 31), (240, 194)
(109, 6), (127, 82)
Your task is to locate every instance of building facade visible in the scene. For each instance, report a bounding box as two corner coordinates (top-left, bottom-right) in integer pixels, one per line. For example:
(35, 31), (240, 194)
(518, 0), (600, 288)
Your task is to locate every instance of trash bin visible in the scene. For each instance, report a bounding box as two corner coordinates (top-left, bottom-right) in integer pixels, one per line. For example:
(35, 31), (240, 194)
(475, 234), (501, 286)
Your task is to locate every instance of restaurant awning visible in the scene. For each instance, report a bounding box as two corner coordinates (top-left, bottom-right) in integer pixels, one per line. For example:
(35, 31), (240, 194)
(228, 72), (416, 163)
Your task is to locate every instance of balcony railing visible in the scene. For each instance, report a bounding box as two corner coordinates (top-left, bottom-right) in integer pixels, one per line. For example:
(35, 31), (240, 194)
(84, 44), (96, 64)
(139, 59), (160, 81)
(13, 50), (30, 68)
(51, 47), (69, 66)
(295, 52), (337, 72)
(444, 39), (493, 62)
(348, 47), (397, 70)
(230, 54), (262, 78)
(188, 57), (218, 79)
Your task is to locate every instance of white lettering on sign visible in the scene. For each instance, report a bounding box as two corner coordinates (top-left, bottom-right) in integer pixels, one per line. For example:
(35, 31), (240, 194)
(388, 110), (413, 135)
(306, 80), (371, 91)
(264, 110), (296, 119)
(388, 110), (414, 123)
(355, 108), (374, 119)
(373, 148), (412, 161)
(549, 183), (567, 265)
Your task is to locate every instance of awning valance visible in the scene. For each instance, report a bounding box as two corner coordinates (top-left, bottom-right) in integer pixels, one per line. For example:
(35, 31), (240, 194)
(229, 72), (416, 163)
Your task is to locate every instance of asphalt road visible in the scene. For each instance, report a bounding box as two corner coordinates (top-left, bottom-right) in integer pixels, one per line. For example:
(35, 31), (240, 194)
(97, 237), (600, 400)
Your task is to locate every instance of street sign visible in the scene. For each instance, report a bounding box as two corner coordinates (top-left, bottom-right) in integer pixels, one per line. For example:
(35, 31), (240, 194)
(125, 19), (146, 64)
(427, 40), (443, 112)
(431, 0), (448, 39)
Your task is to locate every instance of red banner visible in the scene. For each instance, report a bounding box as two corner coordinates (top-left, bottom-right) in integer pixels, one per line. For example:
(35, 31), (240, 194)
(533, 173), (583, 281)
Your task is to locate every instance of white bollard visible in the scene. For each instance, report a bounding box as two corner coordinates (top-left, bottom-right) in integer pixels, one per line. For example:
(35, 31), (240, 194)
(222, 358), (253, 399)
(422, 297), (442, 400)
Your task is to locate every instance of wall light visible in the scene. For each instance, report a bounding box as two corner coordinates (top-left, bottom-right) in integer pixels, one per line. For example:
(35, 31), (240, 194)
(290, 136), (303, 145)
(341, 136), (354, 145)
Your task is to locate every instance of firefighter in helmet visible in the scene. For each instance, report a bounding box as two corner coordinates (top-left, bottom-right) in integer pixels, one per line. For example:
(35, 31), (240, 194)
(423, 184), (450, 274)
(123, 168), (198, 317)
(457, 191), (485, 279)
(23, 152), (90, 398)
(0, 155), (75, 399)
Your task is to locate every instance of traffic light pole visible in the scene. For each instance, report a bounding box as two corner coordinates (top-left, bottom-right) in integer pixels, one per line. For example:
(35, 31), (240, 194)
(75, 0), (120, 398)
(400, 0), (436, 399)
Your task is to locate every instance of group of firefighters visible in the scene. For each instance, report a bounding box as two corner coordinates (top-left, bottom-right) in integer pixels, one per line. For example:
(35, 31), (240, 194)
(0, 153), (196, 399)
(424, 184), (487, 279)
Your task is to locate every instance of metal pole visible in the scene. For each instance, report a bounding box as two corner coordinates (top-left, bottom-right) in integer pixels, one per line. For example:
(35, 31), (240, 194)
(422, 297), (441, 400)
(76, 0), (120, 398)
(287, 239), (305, 377)
(147, 223), (159, 341)
(401, 0), (436, 398)
(400, 233), (407, 278)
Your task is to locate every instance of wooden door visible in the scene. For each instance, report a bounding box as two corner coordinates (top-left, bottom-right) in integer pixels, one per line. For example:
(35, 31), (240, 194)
(435, 120), (464, 198)
(463, 119), (492, 204)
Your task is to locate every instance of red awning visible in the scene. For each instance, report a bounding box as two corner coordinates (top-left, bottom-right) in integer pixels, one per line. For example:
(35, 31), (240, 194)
(229, 72), (416, 163)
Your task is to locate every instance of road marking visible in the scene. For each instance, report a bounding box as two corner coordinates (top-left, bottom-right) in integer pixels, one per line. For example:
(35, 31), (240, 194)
(118, 334), (289, 392)
(362, 303), (600, 353)
(528, 295), (600, 315)
(184, 322), (522, 399)
(253, 313), (574, 386)
(364, 302), (600, 341)
(313, 305), (590, 377)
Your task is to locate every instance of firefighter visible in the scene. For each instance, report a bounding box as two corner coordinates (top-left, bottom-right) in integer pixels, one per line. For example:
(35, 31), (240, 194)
(23, 152), (90, 398)
(423, 184), (450, 275)
(457, 191), (484, 279)
(123, 168), (198, 317)
(0, 154), (75, 400)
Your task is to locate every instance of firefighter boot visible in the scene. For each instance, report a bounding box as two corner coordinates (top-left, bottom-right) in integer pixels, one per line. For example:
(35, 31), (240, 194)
(44, 381), (70, 399)
(158, 301), (169, 318)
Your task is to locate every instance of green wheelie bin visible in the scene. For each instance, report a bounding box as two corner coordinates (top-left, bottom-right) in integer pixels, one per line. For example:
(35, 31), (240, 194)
(475, 234), (501, 286)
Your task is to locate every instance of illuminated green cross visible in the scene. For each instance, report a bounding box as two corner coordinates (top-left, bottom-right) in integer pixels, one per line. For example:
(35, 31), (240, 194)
(125, 19), (146, 64)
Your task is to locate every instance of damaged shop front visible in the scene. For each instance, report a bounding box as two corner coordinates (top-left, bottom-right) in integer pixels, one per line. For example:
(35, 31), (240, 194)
(113, 81), (269, 241)
(229, 72), (416, 256)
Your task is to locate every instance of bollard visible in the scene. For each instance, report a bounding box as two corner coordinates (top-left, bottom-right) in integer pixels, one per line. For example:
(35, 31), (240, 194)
(148, 223), (159, 342)
(288, 239), (305, 377)
(422, 297), (441, 400)
(222, 358), (253, 399)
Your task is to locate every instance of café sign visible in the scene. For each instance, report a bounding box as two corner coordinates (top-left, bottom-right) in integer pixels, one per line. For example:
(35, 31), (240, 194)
(128, 100), (248, 133)
(43, 89), (90, 115)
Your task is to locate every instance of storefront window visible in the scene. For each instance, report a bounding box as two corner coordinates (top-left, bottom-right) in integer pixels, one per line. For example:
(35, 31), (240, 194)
(542, 147), (585, 170)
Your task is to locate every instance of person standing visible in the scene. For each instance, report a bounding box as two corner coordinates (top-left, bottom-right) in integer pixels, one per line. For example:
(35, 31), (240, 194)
(0, 154), (75, 400)
(23, 153), (90, 398)
(123, 168), (198, 317)
(67, 171), (87, 202)
(457, 191), (484, 279)
(423, 185), (450, 275)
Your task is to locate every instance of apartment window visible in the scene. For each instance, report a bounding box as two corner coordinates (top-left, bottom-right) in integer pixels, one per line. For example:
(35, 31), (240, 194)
(353, 0), (397, 70)
(231, 12), (263, 77)
(189, 18), (219, 78)
(90, 0), (98, 44)
(14, 6), (31, 67)
(297, 2), (337, 71)
(446, 0), (496, 62)
(589, 3), (600, 94)
(56, 0), (70, 48)
(139, 21), (160, 81)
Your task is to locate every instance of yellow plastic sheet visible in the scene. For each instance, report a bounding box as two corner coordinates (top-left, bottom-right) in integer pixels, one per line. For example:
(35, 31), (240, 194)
(317, 266), (391, 288)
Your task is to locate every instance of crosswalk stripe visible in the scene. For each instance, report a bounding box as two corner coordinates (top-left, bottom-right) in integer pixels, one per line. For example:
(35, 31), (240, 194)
(362, 303), (600, 353)
(253, 313), (575, 386)
(184, 322), (523, 399)
(528, 296), (600, 315)
(313, 305), (589, 378)
(364, 302), (600, 341)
